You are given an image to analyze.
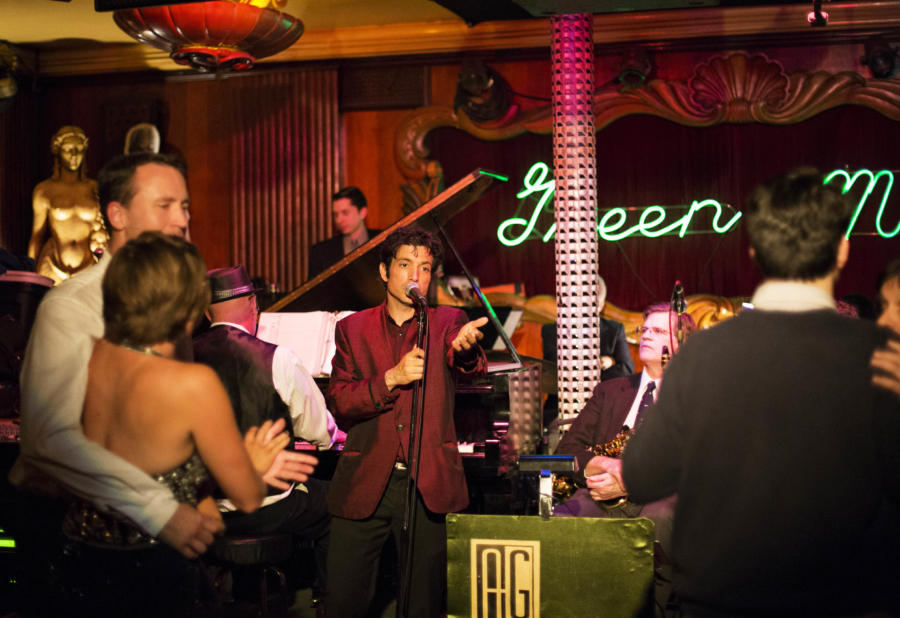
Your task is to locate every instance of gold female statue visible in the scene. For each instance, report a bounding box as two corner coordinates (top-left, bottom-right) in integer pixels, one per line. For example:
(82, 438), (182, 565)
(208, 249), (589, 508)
(28, 126), (108, 285)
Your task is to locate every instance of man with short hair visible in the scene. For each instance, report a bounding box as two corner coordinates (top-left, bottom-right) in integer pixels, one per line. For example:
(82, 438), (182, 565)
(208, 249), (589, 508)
(554, 303), (696, 615)
(193, 265), (340, 596)
(325, 225), (488, 618)
(623, 169), (900, 616)
(307, 186), (384, 279)
(9, 154), (315, 611)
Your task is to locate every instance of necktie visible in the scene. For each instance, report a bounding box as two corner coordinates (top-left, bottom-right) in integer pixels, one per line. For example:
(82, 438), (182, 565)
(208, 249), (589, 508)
(633, 382), (656, 429)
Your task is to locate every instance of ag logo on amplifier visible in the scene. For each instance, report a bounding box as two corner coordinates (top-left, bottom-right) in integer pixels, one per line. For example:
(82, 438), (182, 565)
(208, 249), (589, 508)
(470, 539), (540, 618)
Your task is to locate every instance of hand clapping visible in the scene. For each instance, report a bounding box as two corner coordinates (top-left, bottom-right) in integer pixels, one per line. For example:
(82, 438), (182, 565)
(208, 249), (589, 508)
(245, 418), (319, 490)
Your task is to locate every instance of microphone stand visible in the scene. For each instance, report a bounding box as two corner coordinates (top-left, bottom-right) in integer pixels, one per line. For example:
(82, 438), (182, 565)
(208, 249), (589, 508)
(398, 301), (430, 618)
(670, 281), (685, 353)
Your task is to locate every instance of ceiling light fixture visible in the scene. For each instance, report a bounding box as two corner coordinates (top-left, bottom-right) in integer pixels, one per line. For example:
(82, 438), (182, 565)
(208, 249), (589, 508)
(616, 48), (652, 85)
(113, 1), (302, 72)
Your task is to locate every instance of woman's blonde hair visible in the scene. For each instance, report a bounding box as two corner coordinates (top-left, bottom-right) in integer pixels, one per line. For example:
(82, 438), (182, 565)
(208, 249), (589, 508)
(103, 232), (210, 346)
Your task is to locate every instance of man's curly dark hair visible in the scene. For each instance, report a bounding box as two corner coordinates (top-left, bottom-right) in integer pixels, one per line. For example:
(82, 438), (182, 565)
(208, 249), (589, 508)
(379, 226), (444, 273)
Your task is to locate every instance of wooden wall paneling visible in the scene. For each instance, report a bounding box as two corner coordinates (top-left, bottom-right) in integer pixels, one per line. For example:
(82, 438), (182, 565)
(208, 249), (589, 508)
(230, 70), (339, 292)
(430, 64), (459, 107)
(27, 77), (234, 270)
(0, 88), (40, 255)
(341, 109), (413, 231)
(167, 79), (233, 272)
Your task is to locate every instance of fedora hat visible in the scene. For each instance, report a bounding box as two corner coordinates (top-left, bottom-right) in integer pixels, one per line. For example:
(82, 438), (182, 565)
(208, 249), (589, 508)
(208, 265), (262, 304)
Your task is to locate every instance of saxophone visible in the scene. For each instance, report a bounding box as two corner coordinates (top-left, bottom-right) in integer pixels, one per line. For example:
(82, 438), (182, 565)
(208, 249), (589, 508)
(552, 426), (633, 503)
(554, 352), (667, 506)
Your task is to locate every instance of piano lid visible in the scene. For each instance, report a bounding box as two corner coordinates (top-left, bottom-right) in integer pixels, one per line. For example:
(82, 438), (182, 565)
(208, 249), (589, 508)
(266, 169), (507, 314)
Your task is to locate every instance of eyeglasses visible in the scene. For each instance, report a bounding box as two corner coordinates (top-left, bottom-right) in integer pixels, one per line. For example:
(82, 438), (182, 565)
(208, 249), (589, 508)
(635, 326), (669, 338)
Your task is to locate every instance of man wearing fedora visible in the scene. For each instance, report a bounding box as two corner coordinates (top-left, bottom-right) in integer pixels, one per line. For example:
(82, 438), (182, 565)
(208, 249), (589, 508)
(193, 265), (340, 601)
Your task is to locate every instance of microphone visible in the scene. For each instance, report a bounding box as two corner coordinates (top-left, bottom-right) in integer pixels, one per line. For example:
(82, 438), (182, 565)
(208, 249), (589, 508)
(671, 281), (685, 314)
(671, 281), (685, 345)
(404, 281), (428, 306)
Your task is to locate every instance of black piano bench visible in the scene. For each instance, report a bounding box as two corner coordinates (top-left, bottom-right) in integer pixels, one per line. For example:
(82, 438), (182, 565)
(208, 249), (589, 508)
(207, 532), (292, 617)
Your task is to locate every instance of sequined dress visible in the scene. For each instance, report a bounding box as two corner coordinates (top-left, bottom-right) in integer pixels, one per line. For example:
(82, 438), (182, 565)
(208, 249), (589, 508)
(47, 453), (222, 617)
(63, 451), (213, 547)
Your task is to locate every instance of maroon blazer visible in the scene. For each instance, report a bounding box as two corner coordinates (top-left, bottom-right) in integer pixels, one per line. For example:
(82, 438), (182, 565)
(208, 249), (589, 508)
(326, 302), (487, 520)
(554, 373), (642, 483)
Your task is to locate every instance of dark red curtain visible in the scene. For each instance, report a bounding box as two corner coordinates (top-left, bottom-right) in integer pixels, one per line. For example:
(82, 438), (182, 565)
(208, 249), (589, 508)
(431, 105), (900, 311)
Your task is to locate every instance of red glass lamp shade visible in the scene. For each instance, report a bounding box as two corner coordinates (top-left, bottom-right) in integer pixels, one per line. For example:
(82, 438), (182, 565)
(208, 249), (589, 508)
(113, 1), (304, 72)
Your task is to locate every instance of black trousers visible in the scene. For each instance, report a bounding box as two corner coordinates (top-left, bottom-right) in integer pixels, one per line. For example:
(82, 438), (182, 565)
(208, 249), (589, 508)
(223, 478), (331, 593)
(326, 467), (447, 618)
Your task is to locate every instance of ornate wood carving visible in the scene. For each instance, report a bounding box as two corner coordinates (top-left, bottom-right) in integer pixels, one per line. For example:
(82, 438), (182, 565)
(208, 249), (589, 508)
(395, 52), (900, 198)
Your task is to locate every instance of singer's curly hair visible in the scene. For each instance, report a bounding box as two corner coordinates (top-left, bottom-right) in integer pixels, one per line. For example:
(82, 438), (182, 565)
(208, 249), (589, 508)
(379, 226), (444, 274)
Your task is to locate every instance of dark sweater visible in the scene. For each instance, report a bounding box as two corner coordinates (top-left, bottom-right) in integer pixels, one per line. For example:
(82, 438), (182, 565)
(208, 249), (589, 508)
(622, 309), (900, 617)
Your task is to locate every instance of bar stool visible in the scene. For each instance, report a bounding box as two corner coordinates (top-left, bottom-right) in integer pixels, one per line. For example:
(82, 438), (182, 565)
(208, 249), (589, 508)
(208, 532), (292, 617)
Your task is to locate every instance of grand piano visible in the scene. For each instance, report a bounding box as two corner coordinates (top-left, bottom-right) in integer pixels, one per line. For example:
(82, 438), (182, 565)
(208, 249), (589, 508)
(266, 170), (544, 514)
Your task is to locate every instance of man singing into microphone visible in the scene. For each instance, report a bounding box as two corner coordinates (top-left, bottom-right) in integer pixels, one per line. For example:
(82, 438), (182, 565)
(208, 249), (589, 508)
(325, 226), (488, 618)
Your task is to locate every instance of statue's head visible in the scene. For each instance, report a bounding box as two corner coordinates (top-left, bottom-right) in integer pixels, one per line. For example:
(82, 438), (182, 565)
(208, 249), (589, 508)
(51, 126), (88, 179)
(124, 123), (160, 155)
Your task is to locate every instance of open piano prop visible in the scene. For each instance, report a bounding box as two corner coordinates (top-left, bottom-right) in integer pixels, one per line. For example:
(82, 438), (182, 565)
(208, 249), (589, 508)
(267, 170), (543, 514)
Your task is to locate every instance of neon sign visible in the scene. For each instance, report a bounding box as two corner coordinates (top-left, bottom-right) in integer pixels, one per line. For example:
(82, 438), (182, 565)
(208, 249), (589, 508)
(498, 163), (741, 247)
(498, 163), (900, 247)
(824, 169), (900, 239)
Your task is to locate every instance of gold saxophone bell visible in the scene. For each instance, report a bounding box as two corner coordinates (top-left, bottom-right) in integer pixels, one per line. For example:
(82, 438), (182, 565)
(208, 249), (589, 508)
(552, 426), (633, 505)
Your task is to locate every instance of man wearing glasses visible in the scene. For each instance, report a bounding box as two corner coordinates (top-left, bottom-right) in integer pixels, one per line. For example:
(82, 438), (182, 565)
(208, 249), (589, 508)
(192, 265), (342, 608)
(554, 302), (696, 615)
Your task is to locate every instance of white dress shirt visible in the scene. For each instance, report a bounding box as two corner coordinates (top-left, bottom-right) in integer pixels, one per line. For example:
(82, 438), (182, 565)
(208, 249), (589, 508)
(209, 322), (339, 511)
(207, 322), (339, 448)
(623, 370), (660, 430)
(750, 281), (837, 313)
(10, 253), (179, 536)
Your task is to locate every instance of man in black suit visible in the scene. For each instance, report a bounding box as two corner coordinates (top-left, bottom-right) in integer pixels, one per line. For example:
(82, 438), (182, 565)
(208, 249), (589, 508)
(307, 187), (384, 280)
(554, 303), (696, 615)
(542, 276), (634, 381)
(542, 276), (635, 422)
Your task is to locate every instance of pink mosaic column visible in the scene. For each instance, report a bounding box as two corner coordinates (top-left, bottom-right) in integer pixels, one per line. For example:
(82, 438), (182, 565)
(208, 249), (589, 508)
(551, 14), (601, 430)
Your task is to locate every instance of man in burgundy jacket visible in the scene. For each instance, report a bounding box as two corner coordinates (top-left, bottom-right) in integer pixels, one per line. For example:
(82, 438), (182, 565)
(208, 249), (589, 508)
(325, 226), (487, 618)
